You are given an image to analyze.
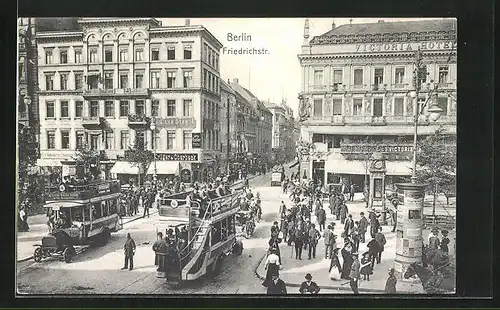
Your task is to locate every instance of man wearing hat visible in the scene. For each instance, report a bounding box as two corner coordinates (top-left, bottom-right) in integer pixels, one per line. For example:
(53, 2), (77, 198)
(349, 252), (361, 294)
(440, 230), (450, 254)
(358, 212), (369, 243)
(323, 224), (335, 259)
(384, 268), (397, 294)
(299, 273), (321, 294)
(428, 228), (440, 250)
(266, 273), (287, 295)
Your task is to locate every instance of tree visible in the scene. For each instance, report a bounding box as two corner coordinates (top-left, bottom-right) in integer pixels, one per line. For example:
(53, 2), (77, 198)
(72, 145), (100, 178)
(123, 141), (154, 186)
(18, 125), (41, 213)
(415, 127), (456, 214)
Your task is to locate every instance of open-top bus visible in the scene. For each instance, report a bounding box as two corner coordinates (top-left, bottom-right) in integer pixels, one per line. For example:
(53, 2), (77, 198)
(154, 189), (243, 285)
(33, 180), (122, 263)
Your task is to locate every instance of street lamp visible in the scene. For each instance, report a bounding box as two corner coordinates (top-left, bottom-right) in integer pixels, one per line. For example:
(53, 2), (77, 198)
(150, 120), (157, 185)
(23, 95), (31, 106)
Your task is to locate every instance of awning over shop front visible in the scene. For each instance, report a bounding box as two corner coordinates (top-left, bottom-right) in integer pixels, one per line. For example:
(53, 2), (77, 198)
(110, 161), (143, 175)
(146, 161), (180, 175)
(289, 160), (299, 168)
(325, 158), (411, 176)
(37, 159), (63, 167)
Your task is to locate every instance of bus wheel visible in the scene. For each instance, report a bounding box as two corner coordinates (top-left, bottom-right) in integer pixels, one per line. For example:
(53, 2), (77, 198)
(210, 255), (224, 275)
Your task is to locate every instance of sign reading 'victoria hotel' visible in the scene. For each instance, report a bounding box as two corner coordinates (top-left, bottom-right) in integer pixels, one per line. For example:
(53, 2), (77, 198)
(355, 40), (457, 52)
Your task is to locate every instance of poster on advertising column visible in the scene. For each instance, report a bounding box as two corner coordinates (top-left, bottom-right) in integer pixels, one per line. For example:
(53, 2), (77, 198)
(192, 133), (201, 148)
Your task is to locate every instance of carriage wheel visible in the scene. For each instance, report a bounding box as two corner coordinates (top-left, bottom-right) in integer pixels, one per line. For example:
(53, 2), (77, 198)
(33, 247), (43, 262)
(63, 247), (72, 263)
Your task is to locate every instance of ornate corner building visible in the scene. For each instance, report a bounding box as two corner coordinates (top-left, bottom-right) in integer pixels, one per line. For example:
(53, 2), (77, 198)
(297, 19), (457, 189)
(35, 18), (224, 183)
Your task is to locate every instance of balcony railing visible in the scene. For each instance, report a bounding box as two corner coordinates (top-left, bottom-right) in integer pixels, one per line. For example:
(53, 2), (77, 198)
(127, 114), (150, 126)
(82, 116), (103, 126)
(44, 180), (121, 201)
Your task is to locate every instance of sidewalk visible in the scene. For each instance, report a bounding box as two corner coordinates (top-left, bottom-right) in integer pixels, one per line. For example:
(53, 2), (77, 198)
(16, 208), (155, 263)
(255, 193), (455, 294)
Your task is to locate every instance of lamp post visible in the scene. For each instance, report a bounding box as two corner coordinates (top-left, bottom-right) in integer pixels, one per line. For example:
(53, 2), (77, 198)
(150, 120), (157, 185)
(394, 47), (443, 280)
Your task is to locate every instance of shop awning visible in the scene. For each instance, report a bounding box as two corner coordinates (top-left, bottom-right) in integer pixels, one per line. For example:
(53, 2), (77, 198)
(146, 161), (180, 175)
(110, 161), (143, 175)
(386, 161), (411, 176)
(289, 160), (299, 168)
(325, 158), (411, 176)
(37, 159), (63, 167)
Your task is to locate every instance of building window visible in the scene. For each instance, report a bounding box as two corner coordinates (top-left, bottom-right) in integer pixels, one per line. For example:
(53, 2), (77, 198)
(332, 99), (342, 116)
(119, 100), (129, 117)
(90, 101), (99, 117)
(88, 75), (99, 89)
(76, 132), (85, 148)
(47, 131), (56, 149)
(136, 100), (145, 116)
(203, 69), (208, 89)
(135, 131), (145, 150)
(120, 131), (129, 149)
(183, 99), (192, 117)
(167, 100), (176, 117)
(333, 69), (343, 85)
(354, 68), (363, 85)
(314, 70), (323, 86)
(61, 131), (70, 149)
(313, 99), (323, 117)
(119, 74), (128, 89)
(437, 97), (448, 115)
(75, 101), (83, 118)
(104, 48), (113, 62)
(151, 100), (159, 117)
(439, 66), (449, 83)
(353, 99), (363, 116)
(394, 98), (404, 116)
(104, 72), (113, 89)
(46, 101), (55, 118)
(60, 73), (68, 90)
(184, 44), (192, 59)
(183, 131), (192, 150)
(183, 70), (193, 88)
(45, 49), (53, 64)
(75, 73), (83, 90)
(60, 50), (68, 64)
(167, 46), (175, 60)
(204, 44), (209, 62)
(45, 74), (54, 90)
(89, 49), (98, 63)
(151, 48), (160, 61)
(105, 131), (114, 149)
(165, 71), (176, 88)
(373, 98), (383, 117)
(74, 50), (82, 63)
(374, 68), (384, 85)
(60, 101), (69, 118)
(418, 65), (428, 85)
(135, 48), (143, 61)
(105, 101), (114, 117)
(90, 134), (100, 150)
(395, 67), (405, 84)
(153, 132), (160, 150)
(417, 97), (426, 113)
(135, 73), (143, 88)
(119, 48), (128, 62)
(167, 131), (175, 149)
(150, 71), (160, 88)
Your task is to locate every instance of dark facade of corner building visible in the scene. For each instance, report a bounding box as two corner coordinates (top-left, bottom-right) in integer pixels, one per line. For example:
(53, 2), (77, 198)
(298, 19), (457, 190)
(35, 18), (224, 184)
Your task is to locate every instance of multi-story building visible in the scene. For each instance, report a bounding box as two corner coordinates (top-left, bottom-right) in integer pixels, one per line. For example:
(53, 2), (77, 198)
(18, 18), (37, 131)
(35, 17), (223, 183)
(229, 78), (273, 165)
(297, 19), (457, 189)
(219, 79), (237, 172)
(265, 100), (298, 164)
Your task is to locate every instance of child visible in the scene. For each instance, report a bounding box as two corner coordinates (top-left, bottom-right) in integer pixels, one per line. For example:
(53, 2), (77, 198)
(360, 251), (373, 281)
(440, 230), (450, 254)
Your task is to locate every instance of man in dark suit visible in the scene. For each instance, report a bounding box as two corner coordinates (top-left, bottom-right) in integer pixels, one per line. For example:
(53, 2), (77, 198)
(317, 205), (326, 232)
(267, 274), (287, 295)
(358, 212), (369, 243)
(299, 273), (321, 294)
(344, 214), (354, 238)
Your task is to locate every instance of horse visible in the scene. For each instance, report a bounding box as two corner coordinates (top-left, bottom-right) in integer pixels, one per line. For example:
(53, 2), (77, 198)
(404, 262), (456, 294)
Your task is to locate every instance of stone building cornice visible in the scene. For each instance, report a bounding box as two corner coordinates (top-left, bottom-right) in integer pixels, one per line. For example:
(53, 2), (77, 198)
(298, 50), (456, 62)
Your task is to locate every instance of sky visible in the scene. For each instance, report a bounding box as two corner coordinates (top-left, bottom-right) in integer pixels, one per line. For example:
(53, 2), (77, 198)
(161, 18), (447, 117)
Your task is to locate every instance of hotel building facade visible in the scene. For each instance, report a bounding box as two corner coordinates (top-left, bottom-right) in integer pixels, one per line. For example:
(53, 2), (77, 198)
(35, 18), (223, 183)
(297, 19), (457, 190)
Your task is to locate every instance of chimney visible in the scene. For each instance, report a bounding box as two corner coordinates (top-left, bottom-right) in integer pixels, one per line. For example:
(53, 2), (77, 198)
(228, 79), (230, 84)
(378, 20), (385, 23)
(232, 78), (239, 84)
(185, 18), (190, 26)
(332, 20), (336, 30)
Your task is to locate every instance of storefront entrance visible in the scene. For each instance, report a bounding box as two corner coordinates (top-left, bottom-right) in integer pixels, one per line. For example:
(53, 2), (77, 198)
(312, 160), (325, 186)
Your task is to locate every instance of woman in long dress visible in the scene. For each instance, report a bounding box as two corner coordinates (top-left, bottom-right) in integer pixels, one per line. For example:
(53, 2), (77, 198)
(262, 248), (281, 287)
(341, 243), (353, 280)
(329, 248), (342, 280)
